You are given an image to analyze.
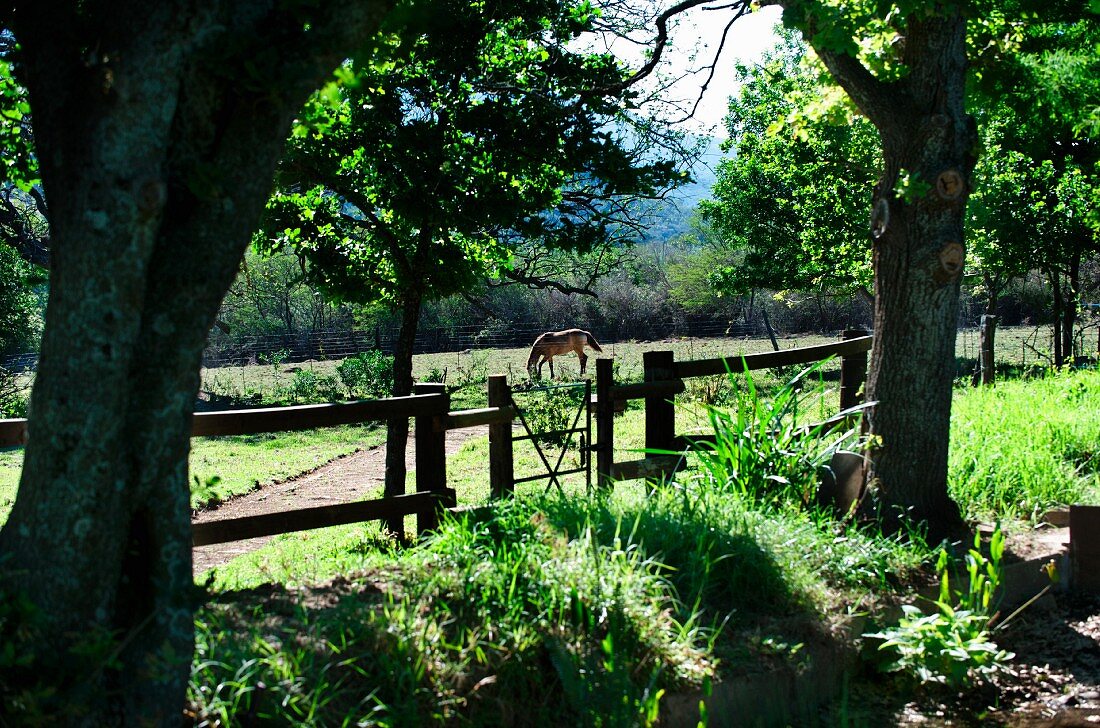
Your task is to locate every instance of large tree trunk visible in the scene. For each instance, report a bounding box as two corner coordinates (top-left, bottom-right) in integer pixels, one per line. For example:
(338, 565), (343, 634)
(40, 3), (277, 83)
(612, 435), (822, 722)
(383, 289), (424, 538)
(802, 9), (975, 539)
(0, 2), (390, 722)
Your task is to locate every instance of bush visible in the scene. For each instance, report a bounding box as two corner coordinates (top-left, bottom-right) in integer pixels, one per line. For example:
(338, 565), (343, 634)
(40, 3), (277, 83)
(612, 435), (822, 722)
(0, 245), (44, 358)
(0, 368), (27, 419)
(288, 369), (343, 404)
(336, 351), (394, 399)
(519, 386), (586, 450)
(867, 529), (1015, 687)
(684, 361), (861, 507)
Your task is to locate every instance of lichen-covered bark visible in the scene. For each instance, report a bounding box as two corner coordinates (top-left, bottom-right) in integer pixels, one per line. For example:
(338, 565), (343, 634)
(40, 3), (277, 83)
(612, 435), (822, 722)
(0, 1), (392, 722)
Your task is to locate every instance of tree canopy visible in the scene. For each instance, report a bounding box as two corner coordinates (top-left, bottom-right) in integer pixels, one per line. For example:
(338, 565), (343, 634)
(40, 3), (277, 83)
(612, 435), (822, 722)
(700, 33), (877, 298)
(254, 0), (689, 535)
(260, 0), (686, 313)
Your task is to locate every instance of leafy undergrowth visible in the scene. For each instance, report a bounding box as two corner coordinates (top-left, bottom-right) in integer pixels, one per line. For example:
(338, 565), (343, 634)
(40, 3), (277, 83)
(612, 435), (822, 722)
(949, 368), (1100, 521)
(190, 486), (924, 726)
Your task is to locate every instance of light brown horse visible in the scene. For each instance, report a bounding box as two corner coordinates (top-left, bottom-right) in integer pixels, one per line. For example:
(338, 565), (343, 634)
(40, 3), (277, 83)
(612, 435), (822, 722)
(526, 328), (603, 379)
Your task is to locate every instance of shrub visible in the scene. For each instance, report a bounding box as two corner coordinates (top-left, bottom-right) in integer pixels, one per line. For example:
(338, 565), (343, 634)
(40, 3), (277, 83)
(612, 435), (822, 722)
(520, 386), (586, 450)
(421, 366), (447, 384)
(454, 350), (490, 388)
(336, 351), (394, 399)
(289, 369), (344, 404)
(0, 368), (28, 419)
(867, 529), (1014, 687)
(683, 361), (861, 507)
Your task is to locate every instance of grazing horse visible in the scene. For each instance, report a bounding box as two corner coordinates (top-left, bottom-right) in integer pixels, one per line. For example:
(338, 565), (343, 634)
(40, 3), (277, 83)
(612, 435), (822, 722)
(526, 328), (603, 379)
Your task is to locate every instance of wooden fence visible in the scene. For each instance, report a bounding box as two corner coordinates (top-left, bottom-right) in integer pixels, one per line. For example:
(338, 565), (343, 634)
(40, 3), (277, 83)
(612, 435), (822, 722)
(0, 382), (515, 546)
(592, 331), (873, 487)
(0, 332), (871, 546)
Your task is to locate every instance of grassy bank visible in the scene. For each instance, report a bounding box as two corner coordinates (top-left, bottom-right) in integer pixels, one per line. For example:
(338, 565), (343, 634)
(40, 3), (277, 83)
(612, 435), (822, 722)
(191, 487), (924, 726)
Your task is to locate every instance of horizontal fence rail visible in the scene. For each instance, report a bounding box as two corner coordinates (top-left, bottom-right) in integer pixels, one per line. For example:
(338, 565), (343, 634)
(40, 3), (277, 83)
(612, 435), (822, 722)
(4, 389), (499, 546)
(439, 406), (515, 431)
(190, 385), (484, 544)
(192, 490), (455, 547)
(2, 394), (452, 446)
(192, 394), (448, 437)
(674, 336), (873, 379)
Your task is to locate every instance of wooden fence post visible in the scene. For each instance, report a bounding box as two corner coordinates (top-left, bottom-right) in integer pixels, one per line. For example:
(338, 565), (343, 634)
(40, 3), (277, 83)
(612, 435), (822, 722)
(643, 350), (676, 457)
(595, 357), (614, 488)
(414, 382), (449, 533)
(839, 330), (869, 412)
(488, 375), (514, 499)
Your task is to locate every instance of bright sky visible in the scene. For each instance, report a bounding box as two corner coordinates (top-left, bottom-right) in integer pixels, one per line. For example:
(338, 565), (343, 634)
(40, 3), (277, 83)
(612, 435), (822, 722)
(596, 4), (784, 139)
(664, 4), (784, 137)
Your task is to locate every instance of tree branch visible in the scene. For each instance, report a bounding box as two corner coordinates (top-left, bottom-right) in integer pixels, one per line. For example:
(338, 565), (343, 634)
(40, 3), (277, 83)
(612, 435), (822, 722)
(762, 0), (904, 127)
(593, 0), (753, 97)
(0, 186), (49, 267)
(670, 5), (750, 124)
(497, 266), (599, 296)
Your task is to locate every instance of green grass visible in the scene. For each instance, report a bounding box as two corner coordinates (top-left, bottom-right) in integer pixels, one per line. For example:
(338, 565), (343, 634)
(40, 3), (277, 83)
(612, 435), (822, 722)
(191, 486), (925, 726)
(16, 333), (1087, 724)
(189, 363), (926, 725)
(948, 368), (1100, 520)
(0, 449), (19, 527)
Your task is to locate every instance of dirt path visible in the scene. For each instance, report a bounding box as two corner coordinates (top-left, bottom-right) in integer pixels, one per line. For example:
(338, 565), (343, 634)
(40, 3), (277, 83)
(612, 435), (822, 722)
(192, 425), (487, 576)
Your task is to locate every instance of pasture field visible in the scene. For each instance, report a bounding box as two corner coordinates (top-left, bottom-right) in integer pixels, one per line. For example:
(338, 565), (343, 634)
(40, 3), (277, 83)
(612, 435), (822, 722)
(2, 332), (1098, 725)
(0, 327), (1094, 531)
(196, 325), (1072, 408)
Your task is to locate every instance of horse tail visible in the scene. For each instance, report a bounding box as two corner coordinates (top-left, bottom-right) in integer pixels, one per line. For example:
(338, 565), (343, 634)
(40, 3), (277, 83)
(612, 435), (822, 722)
(585, 331), (603, 353)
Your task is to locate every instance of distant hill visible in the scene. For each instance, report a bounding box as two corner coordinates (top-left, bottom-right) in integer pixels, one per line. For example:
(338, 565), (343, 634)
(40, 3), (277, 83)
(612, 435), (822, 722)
(639, 135), (725, 244)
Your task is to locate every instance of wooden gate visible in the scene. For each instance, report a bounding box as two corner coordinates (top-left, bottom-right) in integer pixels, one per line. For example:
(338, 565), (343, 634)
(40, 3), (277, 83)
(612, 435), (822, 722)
(506, 379), (592, 494)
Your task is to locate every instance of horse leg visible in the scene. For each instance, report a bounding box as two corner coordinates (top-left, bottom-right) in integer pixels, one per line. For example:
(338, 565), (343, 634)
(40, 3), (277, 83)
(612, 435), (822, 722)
(579, 352), (588, 374)
(549, 357), (555, 379)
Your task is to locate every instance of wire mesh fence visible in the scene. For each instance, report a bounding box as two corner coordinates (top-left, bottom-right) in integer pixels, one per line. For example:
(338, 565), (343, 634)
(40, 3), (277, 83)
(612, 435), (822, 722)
(954, 321), (1100, 378)
(4, 321), (1097, 376)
